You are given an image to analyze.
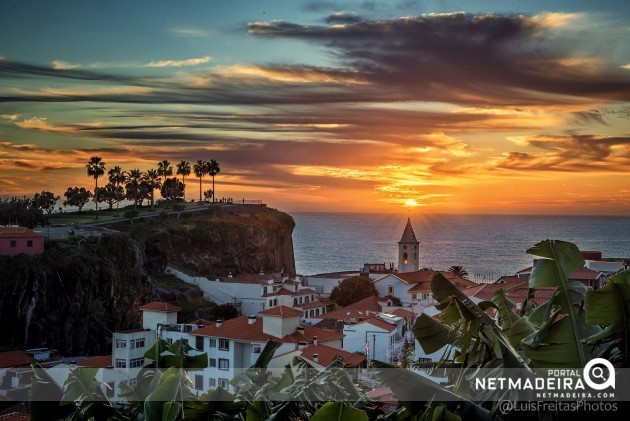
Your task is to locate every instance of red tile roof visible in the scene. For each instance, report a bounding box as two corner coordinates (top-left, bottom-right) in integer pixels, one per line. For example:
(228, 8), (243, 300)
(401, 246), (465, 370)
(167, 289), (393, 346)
(351, 317), (397, 332)
(395, 270), (478, 289)
(283, 326), (344, 344)
(260, 305), (303, 317)
(139, 302), (181, 312)
(298, 300), (330, 310)
(568, 266), (601, 280)
(300, 344), (365, 367)
(0, 350), (37, 368)
(77, 355), (112, 368)
(313, 295), (384, 321)
(388, 308), (415, 319)
(0, 227), (42, 238)
(191, 316), (279, 341)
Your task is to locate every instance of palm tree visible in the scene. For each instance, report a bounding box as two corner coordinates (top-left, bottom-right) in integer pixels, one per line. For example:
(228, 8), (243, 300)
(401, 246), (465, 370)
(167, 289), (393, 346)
(176, 160), (191, 202)
(108, 165), (127, 214)
(157, 160), (173, 183)
(448, 265), (469, 279)
(125, 169), (144, 210)
(145, 169), (161, 209)
(205, 159), (220, 203)
(86, 157), (106, 219)
(193, 160), (207, 203)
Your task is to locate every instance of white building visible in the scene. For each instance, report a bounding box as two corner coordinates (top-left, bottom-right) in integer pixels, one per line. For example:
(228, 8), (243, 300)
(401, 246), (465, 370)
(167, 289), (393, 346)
(188, 305), (348, 392)
(303, 271), (360, 295)
(342, 314), (404, 364)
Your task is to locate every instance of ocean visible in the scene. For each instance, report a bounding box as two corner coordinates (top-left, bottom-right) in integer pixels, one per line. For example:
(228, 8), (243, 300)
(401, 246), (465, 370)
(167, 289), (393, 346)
(291, 213), (630, 281)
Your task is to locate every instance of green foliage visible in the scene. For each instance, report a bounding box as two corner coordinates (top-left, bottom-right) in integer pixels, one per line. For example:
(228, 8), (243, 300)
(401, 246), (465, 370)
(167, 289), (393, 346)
(63, 186), (92, 211)
(0, 196), (46, 227)
(311, 402), (369, 421)
(330, 275), (378, 307)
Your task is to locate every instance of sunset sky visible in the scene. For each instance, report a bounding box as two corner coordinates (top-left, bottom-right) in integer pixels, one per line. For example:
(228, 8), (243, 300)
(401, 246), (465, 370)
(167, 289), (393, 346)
(1, 0), (629, 214)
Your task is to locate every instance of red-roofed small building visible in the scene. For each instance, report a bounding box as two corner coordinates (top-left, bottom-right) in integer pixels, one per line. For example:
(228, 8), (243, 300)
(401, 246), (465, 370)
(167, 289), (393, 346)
(0, 227), (44, 256)
(341, 314), (404, 364)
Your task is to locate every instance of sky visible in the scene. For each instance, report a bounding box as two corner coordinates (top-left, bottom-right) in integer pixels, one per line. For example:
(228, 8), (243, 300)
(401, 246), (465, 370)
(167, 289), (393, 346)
(1, 0), (629, 214)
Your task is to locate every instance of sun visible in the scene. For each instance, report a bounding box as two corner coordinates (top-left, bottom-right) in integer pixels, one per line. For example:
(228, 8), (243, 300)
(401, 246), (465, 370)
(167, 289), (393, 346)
(404, 199), (418, 207)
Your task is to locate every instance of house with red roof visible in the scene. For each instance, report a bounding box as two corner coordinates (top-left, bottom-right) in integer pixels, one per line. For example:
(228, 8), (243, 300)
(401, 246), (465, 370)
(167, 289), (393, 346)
(341, 314), (404, 364)
(188, 305), (347, 392)
(373, 269), (477, 310)
(0, 227), (44, 256)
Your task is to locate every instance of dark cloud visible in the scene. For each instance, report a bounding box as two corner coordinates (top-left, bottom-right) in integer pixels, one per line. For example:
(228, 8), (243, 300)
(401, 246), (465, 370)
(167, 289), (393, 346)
(249, 13), (630, 104)
(324, 12), (364, 24)
(303, 1), (339, 12)
(495, 134), (630, 172)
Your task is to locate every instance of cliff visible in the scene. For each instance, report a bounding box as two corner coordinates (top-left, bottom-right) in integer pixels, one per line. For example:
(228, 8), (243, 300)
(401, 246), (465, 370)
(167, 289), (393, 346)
(136, 206), (296, 278)
(0, 206), (296, 356)
(0, 234), (153, 356)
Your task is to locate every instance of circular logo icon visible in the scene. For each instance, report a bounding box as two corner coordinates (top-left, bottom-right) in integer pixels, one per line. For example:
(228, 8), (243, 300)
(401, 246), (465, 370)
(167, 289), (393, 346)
(584, 358), (615, 390)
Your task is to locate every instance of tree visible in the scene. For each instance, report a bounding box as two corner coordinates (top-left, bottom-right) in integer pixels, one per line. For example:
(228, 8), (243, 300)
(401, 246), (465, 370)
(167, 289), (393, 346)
(203, 188), (213, 202)
(95, 183), (124, 210)
(144, 168), (161, 208)
(157, 159), (173, 183)
(124, 169), (144, 209)
(32, 191), (59, 215)
(86, 156), (106, 219)
(176, 160), (191, 201)
(448, 265), (469, 279)
(205, 159), (220, 202)
(63, 187), (92, 212)
(330, 275), (378, 307)
(160, 177), (184, 202)
(108, 165), (127, 213)
(193, 159), (207, 203)
(0, 197), (46, 228)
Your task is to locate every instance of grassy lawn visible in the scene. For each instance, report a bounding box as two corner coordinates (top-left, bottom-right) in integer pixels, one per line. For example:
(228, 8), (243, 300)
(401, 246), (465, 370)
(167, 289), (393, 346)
(48, 201), (209, 226)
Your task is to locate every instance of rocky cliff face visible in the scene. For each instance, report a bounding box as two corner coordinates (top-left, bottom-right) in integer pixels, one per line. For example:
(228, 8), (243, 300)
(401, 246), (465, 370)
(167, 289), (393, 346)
(0, 234), (153, 356)
(139, 207), (296, 278)
(0, 207), (296, 356)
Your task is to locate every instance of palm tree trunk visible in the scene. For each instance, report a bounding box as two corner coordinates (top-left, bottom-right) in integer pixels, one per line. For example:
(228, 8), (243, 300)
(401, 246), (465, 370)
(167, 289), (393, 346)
(199, 176), (202, 203)
(182, 175), (186, 201)
(212, 175), (215, 203)
(95, 178), (99, 220)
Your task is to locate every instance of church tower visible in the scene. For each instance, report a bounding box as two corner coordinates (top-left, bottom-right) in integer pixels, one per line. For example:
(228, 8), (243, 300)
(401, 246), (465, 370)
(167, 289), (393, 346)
(398, 218), (419, 273)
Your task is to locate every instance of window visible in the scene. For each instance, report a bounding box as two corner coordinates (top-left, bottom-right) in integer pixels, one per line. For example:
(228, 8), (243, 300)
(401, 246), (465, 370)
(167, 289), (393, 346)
(403, 244), (408, 250)
(299, 297), (303, 304)
(263, 286), (267, 294)
(130, 338), (145, 349)
(422, 293), (428, 300)
(219, 339), (229, 351)
(196, 336), (204, 351)
(27, 240), (33, 247)
(115, 359), (126, 368)
(311, 295), (314, 302)
(412, 293), (417, 300)
(116, 339), (127, 349)
(253, 345), (261, 354)
(294, 298), (298, 306)
(269, 300), (273, 307)
(315, 308), (319, 316)
(10, 240), (16, 248)
(166, 338), (173, 345)
(209, 378), (216, 387)
(414, 252), (418, 263)
(305, 295), (309, 304)
(218, 378), (229, 389)
(218, 358), (229, 370)
(402, 252), (408, 265)
(130, 358), (144, 368)
(209, 338), (217, 348)
(387, 285), (394, 295)
(273, 299), (277, 306)
(310, 310), (314, 317)
(195, 374), (204, 390)
(209, 358), (216, 367)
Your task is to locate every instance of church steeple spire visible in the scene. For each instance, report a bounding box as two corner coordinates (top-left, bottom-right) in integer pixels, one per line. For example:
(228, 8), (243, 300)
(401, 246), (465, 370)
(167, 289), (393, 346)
(398, 218), (419, 273)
